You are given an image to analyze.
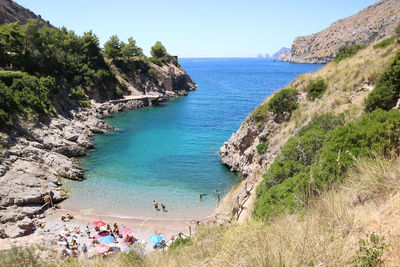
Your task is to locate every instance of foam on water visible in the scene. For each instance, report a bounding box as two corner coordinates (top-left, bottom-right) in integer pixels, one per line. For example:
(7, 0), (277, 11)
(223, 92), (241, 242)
(62, 58), (323, 220)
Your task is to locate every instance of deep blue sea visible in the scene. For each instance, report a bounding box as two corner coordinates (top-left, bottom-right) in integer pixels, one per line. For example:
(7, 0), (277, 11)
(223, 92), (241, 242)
(63, 58), (322, 220)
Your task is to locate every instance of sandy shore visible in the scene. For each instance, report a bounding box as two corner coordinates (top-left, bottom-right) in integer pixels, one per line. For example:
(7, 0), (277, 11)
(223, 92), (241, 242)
(0, 206), (198, 258)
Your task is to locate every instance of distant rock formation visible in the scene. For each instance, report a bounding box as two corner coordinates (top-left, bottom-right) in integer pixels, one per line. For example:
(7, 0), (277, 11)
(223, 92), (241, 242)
(280, 0), (400, 64)
(0, 0), (49, 25)
(272, 47), (290, 59)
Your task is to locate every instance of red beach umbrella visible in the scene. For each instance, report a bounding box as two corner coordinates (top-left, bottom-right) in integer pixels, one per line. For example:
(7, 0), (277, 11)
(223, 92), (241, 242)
(94, 244), (110, 254)
(92, 221), (106, 227)
(119, 228), (132, 235)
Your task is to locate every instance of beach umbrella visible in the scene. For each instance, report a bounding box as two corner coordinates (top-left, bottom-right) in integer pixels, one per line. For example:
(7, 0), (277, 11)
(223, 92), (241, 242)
(94, 244), (110, 254)
(99, 235), (115, 244)
(92, 221), (106, 227)
(119, 228), (132, 235)
(149, 234), (163, 244)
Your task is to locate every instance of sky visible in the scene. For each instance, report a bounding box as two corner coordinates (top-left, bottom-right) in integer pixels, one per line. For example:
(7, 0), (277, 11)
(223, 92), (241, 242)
(15, 0), (377, 58)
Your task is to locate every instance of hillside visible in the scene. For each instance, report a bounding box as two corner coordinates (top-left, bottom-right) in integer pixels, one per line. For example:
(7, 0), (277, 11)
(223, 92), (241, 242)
(279, 0), (400, 63)
(0, 0), (49, 25)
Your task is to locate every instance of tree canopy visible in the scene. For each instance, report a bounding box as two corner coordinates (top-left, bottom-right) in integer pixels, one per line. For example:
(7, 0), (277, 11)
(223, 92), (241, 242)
(150, 41), (167, 58)
(121, 37), (143, 60)
(104, 35), (122, 60)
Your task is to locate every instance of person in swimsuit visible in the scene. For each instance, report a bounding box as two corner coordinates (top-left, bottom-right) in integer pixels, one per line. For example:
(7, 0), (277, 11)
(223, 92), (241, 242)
(153, 200), (159, 210)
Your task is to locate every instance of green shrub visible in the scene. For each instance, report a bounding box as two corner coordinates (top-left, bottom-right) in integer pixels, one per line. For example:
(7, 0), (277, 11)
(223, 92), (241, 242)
(257, 141), (269, 155)
(365, 51), (400, 112)
(251, 103), (270, 125)
(255, 109), (400, 220)
(0, 109), (9, 126)
(169, 237), (193, 251)
(254, 114), (344, 219)
(267, 88), (298, 115)
(306, 79), (327, 100)
(171, 57), (181, 67)
(0, 72), (55, 120)
(313, 109), (400, 188)
(335, 44), (367, 63)
(147, 57), (163, 67)
(148, 68), (158, 79)
(353, 233), (389, 267)
(150, 41), (167, 58)
(115, 87), (124, 98)
(70, 86), (88, 101)
(373, 35), (399, 49)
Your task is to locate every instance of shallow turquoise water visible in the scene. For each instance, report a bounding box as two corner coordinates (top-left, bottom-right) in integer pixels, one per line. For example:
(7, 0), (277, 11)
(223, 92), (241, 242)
(63, 58), (323, 219)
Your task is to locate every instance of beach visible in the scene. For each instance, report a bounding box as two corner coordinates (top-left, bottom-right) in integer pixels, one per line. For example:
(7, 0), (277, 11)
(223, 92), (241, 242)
(0, 207), (196, 261)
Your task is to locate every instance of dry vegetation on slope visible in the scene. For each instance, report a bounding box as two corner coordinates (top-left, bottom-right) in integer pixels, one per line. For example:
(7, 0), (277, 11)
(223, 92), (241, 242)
(3, 155), (399, 266)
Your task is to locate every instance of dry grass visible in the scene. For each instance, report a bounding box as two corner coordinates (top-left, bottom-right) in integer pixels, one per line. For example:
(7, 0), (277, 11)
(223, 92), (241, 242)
(54, 155), (400, 267)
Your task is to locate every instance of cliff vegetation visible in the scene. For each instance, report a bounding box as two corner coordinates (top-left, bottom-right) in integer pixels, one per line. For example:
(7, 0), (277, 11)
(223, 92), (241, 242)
(0, 19), (185, 129)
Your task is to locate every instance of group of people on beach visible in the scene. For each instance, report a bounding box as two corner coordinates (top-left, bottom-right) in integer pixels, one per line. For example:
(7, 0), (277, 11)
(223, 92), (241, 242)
(200, 189), (221, 203)
(153, 201), (167, 212)
(56, 215), (139, 258)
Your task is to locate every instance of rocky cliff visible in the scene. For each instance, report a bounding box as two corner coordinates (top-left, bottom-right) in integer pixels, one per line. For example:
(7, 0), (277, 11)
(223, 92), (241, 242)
(279, 0), (400, 63)
(0, 0), (49, 25)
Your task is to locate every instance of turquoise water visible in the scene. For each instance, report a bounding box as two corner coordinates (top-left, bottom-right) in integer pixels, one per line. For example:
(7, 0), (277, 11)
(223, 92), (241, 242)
(63, 58), (323, 220)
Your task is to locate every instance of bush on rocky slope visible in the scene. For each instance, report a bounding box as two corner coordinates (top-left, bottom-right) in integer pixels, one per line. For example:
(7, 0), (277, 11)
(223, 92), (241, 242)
(306, 79), (327, 100)
(335, 44), (367, 63)
(254, 109), (400, 220)
(0, 71), (56, 126)
(267, 88), (298, 115)
(365, 51), (400, 112)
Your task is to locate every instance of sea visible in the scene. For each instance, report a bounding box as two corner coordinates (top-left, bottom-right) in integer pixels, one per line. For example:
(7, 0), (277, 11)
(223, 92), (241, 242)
(62, 58), (323, 220)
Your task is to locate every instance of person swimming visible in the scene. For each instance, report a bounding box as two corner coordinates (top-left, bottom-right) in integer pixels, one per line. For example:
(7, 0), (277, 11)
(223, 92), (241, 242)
(199, 193), (207, 200)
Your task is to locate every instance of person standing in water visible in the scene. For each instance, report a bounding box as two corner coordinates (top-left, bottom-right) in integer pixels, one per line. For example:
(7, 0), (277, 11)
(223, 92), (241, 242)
(161, 203), (166, 212)
(153, 200), (159, 210)
(217, 195), (221, 203)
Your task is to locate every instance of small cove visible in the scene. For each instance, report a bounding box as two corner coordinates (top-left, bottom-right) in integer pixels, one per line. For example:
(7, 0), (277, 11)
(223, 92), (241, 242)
(62, 58), (323, 220)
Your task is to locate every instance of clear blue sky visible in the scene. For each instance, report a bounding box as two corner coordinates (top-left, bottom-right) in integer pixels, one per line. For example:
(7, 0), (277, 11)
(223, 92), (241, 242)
(15, 0), (377, 58)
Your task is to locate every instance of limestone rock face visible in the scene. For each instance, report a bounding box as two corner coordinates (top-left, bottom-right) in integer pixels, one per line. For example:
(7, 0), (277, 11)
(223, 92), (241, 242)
(119, 61), (197, 99)
(280, 0), (400, 64)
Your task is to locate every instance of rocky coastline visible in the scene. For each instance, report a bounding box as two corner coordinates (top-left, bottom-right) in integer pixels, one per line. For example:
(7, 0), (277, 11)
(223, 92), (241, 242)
(0, 64), (196, 239)
(279, 0), (399, 64)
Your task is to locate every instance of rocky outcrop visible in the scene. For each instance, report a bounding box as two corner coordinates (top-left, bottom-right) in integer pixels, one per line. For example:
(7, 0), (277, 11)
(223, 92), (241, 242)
(280, 0), (400, 64)
(0, 0), (51, 25)
(272, 47), (290, 60)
